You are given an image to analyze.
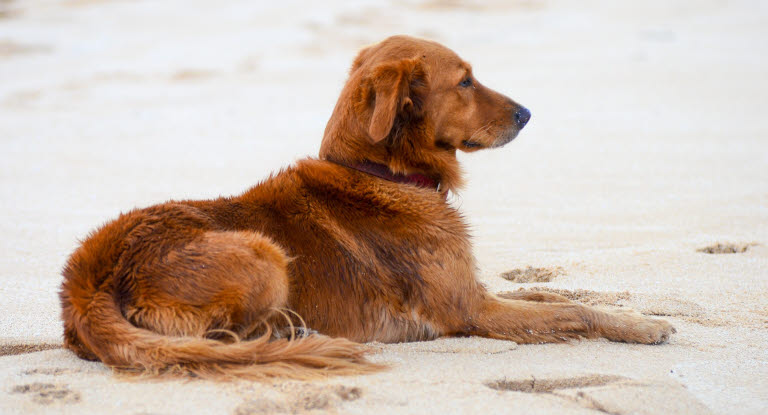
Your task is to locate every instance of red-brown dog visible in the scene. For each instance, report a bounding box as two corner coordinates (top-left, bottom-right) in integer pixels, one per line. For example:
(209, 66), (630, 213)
(60, 36), (674, 378)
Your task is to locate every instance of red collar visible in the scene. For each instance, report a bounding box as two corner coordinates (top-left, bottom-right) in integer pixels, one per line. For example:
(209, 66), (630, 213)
(328, 159), (440, 191)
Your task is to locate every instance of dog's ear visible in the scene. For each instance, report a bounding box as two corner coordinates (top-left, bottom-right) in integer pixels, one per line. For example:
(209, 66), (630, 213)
(357, 57), (428, 143)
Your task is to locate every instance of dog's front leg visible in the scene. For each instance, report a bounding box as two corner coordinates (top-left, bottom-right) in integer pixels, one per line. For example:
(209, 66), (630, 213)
(464, 295), (675, 345)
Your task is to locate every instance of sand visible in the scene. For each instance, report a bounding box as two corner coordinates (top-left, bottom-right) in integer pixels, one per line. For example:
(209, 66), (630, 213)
(1, 0), (767, 414)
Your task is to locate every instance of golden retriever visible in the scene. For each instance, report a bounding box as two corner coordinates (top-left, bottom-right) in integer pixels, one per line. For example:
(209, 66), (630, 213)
(60, 35), (674, 379)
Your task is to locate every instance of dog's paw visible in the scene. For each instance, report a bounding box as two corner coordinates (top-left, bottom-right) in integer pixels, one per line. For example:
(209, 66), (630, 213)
(635, 317), (676, 344)
(603, 312), (676, 344)
(295, 327), (319, 338)
(275, 326), (319, 339)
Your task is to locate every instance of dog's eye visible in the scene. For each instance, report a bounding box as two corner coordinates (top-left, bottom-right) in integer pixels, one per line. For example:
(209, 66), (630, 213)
(459, 77), (473, 88)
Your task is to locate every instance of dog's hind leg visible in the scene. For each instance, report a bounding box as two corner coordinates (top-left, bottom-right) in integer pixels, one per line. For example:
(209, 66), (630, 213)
(464, 295), (675, 345)
(121, 230), (291, 341)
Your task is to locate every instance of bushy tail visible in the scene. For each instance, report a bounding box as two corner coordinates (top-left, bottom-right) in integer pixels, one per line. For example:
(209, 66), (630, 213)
(69, 292), (384, 380)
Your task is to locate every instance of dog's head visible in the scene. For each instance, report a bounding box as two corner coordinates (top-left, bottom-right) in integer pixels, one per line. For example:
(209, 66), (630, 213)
(320, 35), (530, 192)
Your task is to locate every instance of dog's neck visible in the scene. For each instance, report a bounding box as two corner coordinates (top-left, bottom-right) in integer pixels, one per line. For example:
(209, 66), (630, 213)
(327, 158), (440, 191)
(319, 105), (464, 194)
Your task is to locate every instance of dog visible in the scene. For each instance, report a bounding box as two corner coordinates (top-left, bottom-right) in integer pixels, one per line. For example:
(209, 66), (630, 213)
(60, 35), (675, 379)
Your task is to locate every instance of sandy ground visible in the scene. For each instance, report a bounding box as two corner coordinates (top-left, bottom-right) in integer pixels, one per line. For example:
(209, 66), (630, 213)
(1, 0), (767, 414)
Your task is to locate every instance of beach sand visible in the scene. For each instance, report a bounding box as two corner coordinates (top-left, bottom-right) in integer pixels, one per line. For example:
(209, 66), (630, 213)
(1, 0), (766, 413)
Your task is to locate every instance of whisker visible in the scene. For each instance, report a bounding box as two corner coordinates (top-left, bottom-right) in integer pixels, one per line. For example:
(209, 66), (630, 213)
(468, 122), (495, 144)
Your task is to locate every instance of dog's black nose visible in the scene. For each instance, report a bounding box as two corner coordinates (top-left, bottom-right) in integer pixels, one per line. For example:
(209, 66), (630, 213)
(514, 107), (531, 128)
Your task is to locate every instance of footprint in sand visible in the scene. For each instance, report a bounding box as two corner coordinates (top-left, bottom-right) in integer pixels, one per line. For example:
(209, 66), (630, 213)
(696, 242), (757, 254)
(22, 367), (81, 376)
(234, 384), (362, 415)
(0, 343), (61, 356)
(500, 266), (564, 283)
(234, 399), (288, 415)
(486, 374), (626, 393)
(10, 382), (81, 405)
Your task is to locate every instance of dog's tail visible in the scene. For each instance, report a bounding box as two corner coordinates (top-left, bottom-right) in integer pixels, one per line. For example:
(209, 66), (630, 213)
(62, 288), (382, 379)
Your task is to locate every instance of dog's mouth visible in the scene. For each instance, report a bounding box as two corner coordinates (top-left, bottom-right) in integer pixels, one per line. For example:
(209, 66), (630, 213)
(462, 128), (521, 150)
(461, 139), (484, 149)
(490, 129), (521, 148)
